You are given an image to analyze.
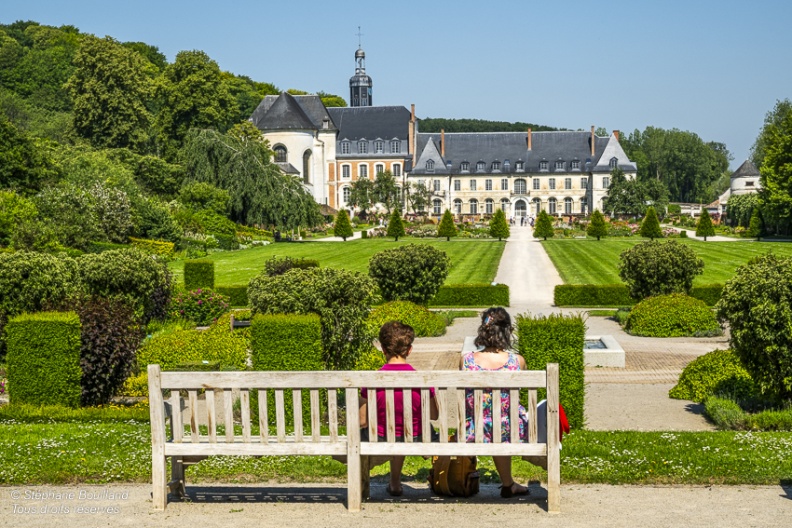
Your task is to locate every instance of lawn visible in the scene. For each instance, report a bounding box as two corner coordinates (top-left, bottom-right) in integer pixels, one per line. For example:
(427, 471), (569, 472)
(169, 238), (505, 286)
(542, 238), (792, 285)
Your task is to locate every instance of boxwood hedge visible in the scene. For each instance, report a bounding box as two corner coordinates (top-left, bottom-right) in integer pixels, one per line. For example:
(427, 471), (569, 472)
(367, 301), (446, 337)
(429, 284), (510, 307)
(184, 259), (215, 290)
(625, 294), (721, 337)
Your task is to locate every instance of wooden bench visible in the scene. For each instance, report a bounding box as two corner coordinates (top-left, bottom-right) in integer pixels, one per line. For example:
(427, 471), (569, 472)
(147, 363), (561, 513)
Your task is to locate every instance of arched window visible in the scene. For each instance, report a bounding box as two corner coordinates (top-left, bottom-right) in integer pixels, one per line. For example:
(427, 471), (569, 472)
(476, 161), (486, 172)
(433, 199), (442, 214)
(532, 198), (541, 215)
(392, 164), (401, 177)
(564, 197), (573, 214)
(485, 198), (494, 214)
(514, 178), (526, 194)
(548, 197), (557, 215)
(302, 150), (312, 184)
(342, 164), (351, 178)
(469, 199), (478, 214)
(453, 198), (462, 214)
(274, 145), (287, 163)
(375, 164), (385, 175)
(342, 187), (351, 203)
(609, 157), (618, 169)
(359, 164), (368, 178)
(426, 160), (435, 172)
(500, 198), (510, 211)
(580, 197), (588, 215)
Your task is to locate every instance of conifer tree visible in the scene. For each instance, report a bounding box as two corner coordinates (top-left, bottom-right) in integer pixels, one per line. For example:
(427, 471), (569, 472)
(387, 207), (405, 241)
(437, 209), (457, 241)
(333, 209), (353, 241)
(489, 209), (510, 241)
(639, 206), (663, 240)
(695, 208), (715, 241)
(586, 209), (608, 241)
(533, 210), (555, 240)
(747, 207), (765, 241)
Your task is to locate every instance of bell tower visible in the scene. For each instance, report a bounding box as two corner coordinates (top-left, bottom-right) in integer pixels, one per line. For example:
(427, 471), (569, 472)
(349, 28), (372, 107)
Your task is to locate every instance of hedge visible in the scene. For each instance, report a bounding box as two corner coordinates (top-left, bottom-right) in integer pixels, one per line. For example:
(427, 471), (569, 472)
(250, 313), (324, 428)
(554, 283), (724, 307)
(86, 241), (130, 254)
(184, 259), (215, 290)
(129, 237), (175, 259)
(429, 283), (510, 307)
(216, 285), (248, 307)
(669, 349), (756, 403)
(516, 312), (585, 429)
(625, 294), (721, 337)
(6, 312), (82, 408)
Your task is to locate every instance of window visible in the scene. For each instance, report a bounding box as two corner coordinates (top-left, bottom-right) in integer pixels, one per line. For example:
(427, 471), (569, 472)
(453, 199), (462, 214)
(571, 160), (580, 170)
(274, 145), (287, 163)
(555, 160), (564, 171)
(358, 141), (368, 154)
(457, 162), (467, 172)
(454, 179), (461, 191)
(359, 164), (368, 178)
(433, 199), (442, 214)
(609, 157), (618, 169)
(469, 199), (478, 214)
(564, 197), (573, 215)
(342, 187), (350, 203)
(515, 161), (524, 171)
(470, 179), (476, 191)
(390, 140), (400, 153)
(580, 197), (588, 215)
(426, 160), (435, 172)
(476, 161), (486, 172)
(514, 179), (526, 194)
(341, 141), (350, 154)
(549, 178), (556, 190)
(501, 178), (508, 191)
(500, 198), (510, 211)
(485, 199), (494, 214)
(548, 197), (557, 215)
(485, 179), (493, 191)
(492, 161), (501, 171)
(375, 140), (384, 154)
(540, 160), (549, 171)
(564, 178), (572, 190)
(603, 176), (610, 188)
(392, 164), (401, 177)
(580, 177), (588, 189)
(533, 178), (540, 190)
(434, 180), (441, 192)
(342, 165), (351, 179)
(375, 164), (384, 175)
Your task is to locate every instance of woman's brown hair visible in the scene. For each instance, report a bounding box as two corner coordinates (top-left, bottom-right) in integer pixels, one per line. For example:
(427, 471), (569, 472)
(473, 307), (513, 351)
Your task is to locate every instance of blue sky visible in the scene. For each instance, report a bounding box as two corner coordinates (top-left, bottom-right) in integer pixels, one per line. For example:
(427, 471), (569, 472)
(4, 0), (791, 168)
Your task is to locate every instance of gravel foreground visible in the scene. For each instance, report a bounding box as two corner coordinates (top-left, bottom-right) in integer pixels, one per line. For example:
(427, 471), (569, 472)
(3, 483), (791, 528)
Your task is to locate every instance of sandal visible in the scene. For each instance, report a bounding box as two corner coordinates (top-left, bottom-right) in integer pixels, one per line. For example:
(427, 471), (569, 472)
(500, 482), (530, 498)
(386, 484), (403, 497)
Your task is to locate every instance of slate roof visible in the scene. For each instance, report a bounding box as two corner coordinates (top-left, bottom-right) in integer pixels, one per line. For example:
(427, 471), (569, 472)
(250, 92), (336, 131)
(731, 160), (760, 179)
(327, 106), (410, 141)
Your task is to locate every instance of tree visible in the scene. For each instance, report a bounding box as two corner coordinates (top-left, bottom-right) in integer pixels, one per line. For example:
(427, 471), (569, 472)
(586, 209), (608, 240)
(348, 177), (374, 217)
(751, 99), (792, 169)
(755, 99), (792, 235)
(405, 180), (432, 215)
(747, 207), (765, 240)
(387, 208), (405, 241)
(619, 241), (704, 300)
(0, 190), (37, 246)
(333, 209), (353, 241)
(533, 210), (554, 240)
(603, 167), (646, 217)
(695, 209), (715, 241)
(369, 245), (451, 306)
(489, 208), (510, 241)
(316, 91), (347, 107)
(373, 170), (399, 213)
(437, 209), (457, 241)
(66, 36), (155, 151)
(0, 116), (55, 193)
(639, 206), (663, 240)
(726, 193), (758, 227)
(716, 254), (792, 399)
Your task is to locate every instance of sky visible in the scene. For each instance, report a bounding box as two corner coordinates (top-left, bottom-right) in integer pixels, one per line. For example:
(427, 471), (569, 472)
(3, 0), (791, 168)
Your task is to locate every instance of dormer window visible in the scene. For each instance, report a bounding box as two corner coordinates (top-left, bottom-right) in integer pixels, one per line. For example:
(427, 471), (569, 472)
(390, 139), (400, 153)
(492, 161), (501, 171)
(461, 162), (470, 172)
(571, 160), (580, 170)
(341, 141), (350, 154)
(555, 160), (565, 171)
(476, 161), (486, 172)
(426, 160), (435, 172)
(609, 157), (618, 169)
(358, 141), (368, 154)
(515, 161), (524, 171)
(540, 160), (549, 171)
(374, 140), (384, 154)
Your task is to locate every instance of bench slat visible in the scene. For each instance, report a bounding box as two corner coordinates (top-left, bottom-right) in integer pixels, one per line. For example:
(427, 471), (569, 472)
(293, 390), (303, 442)
(171, 391), (183, 443)
(456, 389), (465, 443)
(328, 389), (338, 442)
(165, 441), (348, 457)
(240, 390), (251, 443)
(528, 389), (538, 444)
(206, 389), (217, 443)
(258, 390), (268, 443)
(224, 389), (234, 443)
(310, 389), (320, 442)
(510, 389), (519, 443)
(188, 390), (198, 443)
(275, 390), (286, 442)
(439, 388), (448, 443)
(421, 389), (430, 443)
(385, 389), (396, 443)
(367, 387), (378, 443)
(402, 389), (413, 442)
(492, 389), (501, 443)
(361, 442), (547, 457)
(474, 389), (484, 443)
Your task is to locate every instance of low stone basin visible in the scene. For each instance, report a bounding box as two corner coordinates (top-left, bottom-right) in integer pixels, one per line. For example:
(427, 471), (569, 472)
(584, 335), (625, 368)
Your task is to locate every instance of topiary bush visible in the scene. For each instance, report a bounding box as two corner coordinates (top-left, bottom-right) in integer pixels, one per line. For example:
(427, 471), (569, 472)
(367, 301), (446, 337)
(263, 256), (319, 277)
(333, 209), (353, 241)
(638, 206), (663, 240)
(76, 296), (145, 406)
(553, 284), (634, 307)
(169, 288), (230, 325)
(669, 349), (756, 403)
(437, 209), (457, 241)
(689, 284), (723, 306)
(369, 244), (451, 306)
(184, 259), (215, 290)
(516, 312), (585, 430)
(248, 267), (377, 370)
(618, 240), (704, 300)
(6, 312), (82, 408)
(386, 207), (405, 241)
(625, 294), (721, 337)
(489, 209), (510, 241)
(586, 209), (608, 240)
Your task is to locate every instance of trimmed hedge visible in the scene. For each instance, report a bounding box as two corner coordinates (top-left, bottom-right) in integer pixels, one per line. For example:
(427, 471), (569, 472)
(184, 259), (215, 290)
(625, 294), (721, 337)
(516, 312), (585, 430)
(86, 241), (130, 254)
(669, 349), (756, 403)
(367, 301), (446, 337)
(129, 237), (175, 259)
(251, 313), (324, 428)
(6, 312), (82, 408)
(554, 283), (724, 307)
(429, 283), (510, 307)
(216, 285), (248, 307)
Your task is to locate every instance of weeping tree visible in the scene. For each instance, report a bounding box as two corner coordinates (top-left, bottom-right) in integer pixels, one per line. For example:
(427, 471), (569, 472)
(181, 128), (323, 230)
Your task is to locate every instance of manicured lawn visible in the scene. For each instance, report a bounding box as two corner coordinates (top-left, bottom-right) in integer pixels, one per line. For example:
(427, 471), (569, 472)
(543, 238), (792, 285)
(169, 238), (505, 286)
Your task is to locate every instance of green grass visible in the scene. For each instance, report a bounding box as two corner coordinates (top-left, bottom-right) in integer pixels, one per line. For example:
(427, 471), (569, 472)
(169, 239), (505, 287)
(543, 238), (792, 285)
(586, 309), (617, 317)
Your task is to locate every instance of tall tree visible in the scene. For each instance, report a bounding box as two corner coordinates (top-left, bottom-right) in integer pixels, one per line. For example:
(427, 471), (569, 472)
(405, 180), (431, 215)
(387, 208), (405, 241)
(437, 209), (457, 241)
(0, 116), (55, 193)
(751, 99), (792, 169)
(695, 209), (715, 241)
(755, 99), (792, 235)
(333, 209), (353, 241)
(348, 177), (374, 217)
(639, 206), (663, 240)
(586, 209), (608, 240)
(533, 210), (554, 240)
(489, 208), (510, 241)
(747, 207), (765, 241)
(66, 36), (155, 151)
(603, 168), (646, 216)
(373, 170), (399, 213)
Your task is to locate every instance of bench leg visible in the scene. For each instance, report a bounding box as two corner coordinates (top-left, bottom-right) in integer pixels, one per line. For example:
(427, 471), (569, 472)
(547, 450), (561, 513)
(151, 452), (167, 510)
(170, 456), (187, 498)
(347, 452), (362, 512)
(361, 456), (371, 501)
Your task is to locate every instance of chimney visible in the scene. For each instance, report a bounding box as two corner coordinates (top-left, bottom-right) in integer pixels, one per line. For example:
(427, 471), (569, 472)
(527, 128), (532, 150)
(613, 130), (620, 141)
(409, 104), (416, 167)
(441, 129), (445, 157)
(590, 125), (595, 156)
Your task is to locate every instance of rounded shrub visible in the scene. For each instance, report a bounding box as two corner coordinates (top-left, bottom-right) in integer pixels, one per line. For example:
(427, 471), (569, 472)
(669, 349), (756, 403)
(354, 346), (386, 371)
(263, 256), (319, 277)
(169, 288), (230, 325)
(625, 294), (720, 337)
(618, 240), (704, 300)
(368, 244), (451, 305)
(368, 301), (446, 337)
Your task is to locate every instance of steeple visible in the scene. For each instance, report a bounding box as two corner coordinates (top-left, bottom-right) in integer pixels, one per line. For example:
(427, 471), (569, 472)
(349, 27), (372, 107)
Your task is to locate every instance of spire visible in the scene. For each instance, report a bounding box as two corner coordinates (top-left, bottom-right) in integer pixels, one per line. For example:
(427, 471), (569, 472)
(349, 27), (372, 107)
